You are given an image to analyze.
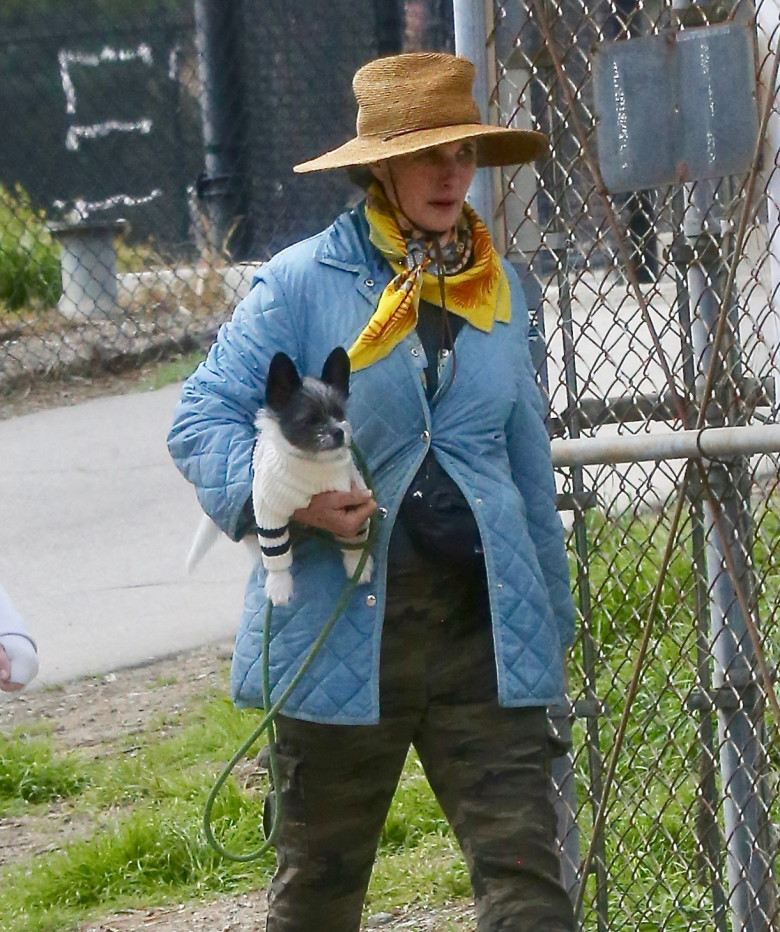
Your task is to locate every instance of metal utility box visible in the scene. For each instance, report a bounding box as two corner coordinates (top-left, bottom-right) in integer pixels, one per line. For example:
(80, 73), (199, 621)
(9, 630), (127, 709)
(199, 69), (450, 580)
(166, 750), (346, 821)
(592, 21), (759, 193)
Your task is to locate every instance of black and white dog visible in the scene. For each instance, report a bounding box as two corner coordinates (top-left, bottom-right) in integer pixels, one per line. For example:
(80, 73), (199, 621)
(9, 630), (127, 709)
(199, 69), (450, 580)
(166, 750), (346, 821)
(187, 347), (372, 606)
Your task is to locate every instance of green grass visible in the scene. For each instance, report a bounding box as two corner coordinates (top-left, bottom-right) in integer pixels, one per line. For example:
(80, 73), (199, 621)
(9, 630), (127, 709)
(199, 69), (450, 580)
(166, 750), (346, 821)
(0, 680), (468, 932)
(135, 350), (206, 392)
(0, 731), (91, 805)
(569, 504), (780, 930)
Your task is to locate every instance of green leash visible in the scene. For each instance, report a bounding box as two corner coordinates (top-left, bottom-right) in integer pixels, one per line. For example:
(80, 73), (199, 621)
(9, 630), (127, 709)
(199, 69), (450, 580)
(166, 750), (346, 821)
(203, 447), (377, 863)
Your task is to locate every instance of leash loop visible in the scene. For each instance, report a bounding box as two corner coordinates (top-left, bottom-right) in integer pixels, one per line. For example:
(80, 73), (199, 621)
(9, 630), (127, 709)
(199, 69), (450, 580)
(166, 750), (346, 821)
(203, 443), (377, 862)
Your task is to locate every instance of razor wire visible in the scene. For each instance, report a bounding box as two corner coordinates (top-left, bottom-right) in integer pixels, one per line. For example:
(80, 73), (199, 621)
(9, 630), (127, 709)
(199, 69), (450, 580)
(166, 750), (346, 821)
(1, 1), (780, 931)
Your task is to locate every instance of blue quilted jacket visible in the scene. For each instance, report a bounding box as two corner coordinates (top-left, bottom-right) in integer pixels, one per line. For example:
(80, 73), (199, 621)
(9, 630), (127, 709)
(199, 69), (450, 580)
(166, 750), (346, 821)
(167, 205), (576, 724)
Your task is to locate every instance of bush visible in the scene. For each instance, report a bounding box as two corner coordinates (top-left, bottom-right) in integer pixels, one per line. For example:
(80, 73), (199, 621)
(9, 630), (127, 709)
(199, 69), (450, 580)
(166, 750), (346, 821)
(0, 184), (61, 312)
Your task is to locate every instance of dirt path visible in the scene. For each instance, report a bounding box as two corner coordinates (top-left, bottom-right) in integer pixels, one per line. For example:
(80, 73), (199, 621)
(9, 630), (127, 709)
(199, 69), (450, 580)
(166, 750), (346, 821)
(74, 895), (475, 932)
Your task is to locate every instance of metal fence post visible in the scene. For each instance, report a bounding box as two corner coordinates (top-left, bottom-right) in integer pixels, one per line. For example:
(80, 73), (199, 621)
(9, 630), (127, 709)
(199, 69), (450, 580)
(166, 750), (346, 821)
(672, 191), (730, 931)
(756, 0), (780, 405)
(679, 165), (776, 931)
(193, 0), (251, 257)
(452, 0), (495, 231)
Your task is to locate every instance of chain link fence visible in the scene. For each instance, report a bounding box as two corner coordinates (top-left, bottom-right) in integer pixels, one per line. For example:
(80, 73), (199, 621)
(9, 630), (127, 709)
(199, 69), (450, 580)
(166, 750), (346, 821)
(488, 0), (780, 928)
(2, 0), (780, 929)
(0, 0), (400, 391)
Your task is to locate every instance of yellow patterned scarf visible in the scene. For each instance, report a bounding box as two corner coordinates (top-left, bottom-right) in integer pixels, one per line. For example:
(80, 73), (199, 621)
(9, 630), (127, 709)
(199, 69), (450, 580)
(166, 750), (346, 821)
(347, 182), (511, 372)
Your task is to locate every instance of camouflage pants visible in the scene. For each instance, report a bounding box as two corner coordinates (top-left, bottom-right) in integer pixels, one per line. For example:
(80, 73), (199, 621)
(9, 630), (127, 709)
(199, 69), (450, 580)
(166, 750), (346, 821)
(265, 561), (574, 932)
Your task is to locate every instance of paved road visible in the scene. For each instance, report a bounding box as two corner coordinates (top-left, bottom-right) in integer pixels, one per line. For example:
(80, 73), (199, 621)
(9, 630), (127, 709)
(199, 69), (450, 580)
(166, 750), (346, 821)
(0, 384), (249, 689)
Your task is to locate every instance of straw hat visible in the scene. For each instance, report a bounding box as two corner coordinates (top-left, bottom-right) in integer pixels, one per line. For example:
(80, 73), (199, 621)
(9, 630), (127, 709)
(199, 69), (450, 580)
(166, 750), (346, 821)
(293, 52), (548, 173)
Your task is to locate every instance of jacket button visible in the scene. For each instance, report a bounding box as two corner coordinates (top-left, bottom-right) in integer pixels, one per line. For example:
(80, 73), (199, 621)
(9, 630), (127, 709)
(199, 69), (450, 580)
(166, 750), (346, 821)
(365, 279), (374, 287)
(377, 507), (388, 519)
(420, 430), (430, 443)
(475, 498), (483, 505)
(366, 594), (377, 607)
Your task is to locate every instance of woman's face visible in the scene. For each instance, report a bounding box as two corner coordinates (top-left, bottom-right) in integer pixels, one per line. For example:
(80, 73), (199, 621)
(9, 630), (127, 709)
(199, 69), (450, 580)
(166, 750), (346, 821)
(371, 141), (478, 237)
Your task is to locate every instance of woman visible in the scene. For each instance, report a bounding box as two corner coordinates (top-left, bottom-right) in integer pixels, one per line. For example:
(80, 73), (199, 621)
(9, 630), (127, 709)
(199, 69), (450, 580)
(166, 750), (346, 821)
(169, 52), (576, 932)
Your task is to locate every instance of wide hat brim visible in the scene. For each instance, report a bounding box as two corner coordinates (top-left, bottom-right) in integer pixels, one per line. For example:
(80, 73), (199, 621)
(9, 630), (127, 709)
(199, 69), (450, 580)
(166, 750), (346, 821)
(293, 124), (548, 174)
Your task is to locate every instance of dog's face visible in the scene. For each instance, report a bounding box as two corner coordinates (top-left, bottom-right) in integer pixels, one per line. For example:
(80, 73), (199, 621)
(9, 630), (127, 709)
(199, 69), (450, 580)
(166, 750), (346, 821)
(265, 348), (351, 455)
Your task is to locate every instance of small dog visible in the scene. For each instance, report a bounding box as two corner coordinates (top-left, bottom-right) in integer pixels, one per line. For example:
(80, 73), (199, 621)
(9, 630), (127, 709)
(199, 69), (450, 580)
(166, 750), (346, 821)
(187, 347), (372, 606)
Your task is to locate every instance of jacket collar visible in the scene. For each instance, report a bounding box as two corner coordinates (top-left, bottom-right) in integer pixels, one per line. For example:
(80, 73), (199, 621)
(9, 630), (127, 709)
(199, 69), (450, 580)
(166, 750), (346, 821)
(314, 203), (379, 273)
(313, 203), (391, 307)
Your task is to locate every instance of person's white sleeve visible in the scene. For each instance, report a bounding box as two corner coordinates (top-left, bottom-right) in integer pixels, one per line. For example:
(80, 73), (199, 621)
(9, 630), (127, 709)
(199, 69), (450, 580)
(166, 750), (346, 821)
(0, 584), (39, 687)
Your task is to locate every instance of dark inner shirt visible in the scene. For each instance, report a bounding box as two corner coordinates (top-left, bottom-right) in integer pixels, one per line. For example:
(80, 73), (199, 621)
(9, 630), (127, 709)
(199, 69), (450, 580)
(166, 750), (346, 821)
(388, 301), (483, 567)
(415, 300), (464, 398)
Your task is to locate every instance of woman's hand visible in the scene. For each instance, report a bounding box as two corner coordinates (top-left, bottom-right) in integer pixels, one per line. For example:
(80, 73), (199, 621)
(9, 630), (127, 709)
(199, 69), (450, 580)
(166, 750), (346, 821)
(0, 645), (23, 693)
(293, 483), (377, 538)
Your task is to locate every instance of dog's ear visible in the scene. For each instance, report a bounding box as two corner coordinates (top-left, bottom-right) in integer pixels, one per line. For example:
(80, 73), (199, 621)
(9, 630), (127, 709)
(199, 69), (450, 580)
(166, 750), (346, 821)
(265, 352), (302, 412)
(321, 347), (350, 398)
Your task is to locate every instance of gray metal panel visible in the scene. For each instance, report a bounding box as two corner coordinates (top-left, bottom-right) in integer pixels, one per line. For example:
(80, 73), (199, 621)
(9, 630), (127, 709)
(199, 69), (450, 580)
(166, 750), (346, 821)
(593, 23), (759, 193)
(678, 24), (760, 183)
